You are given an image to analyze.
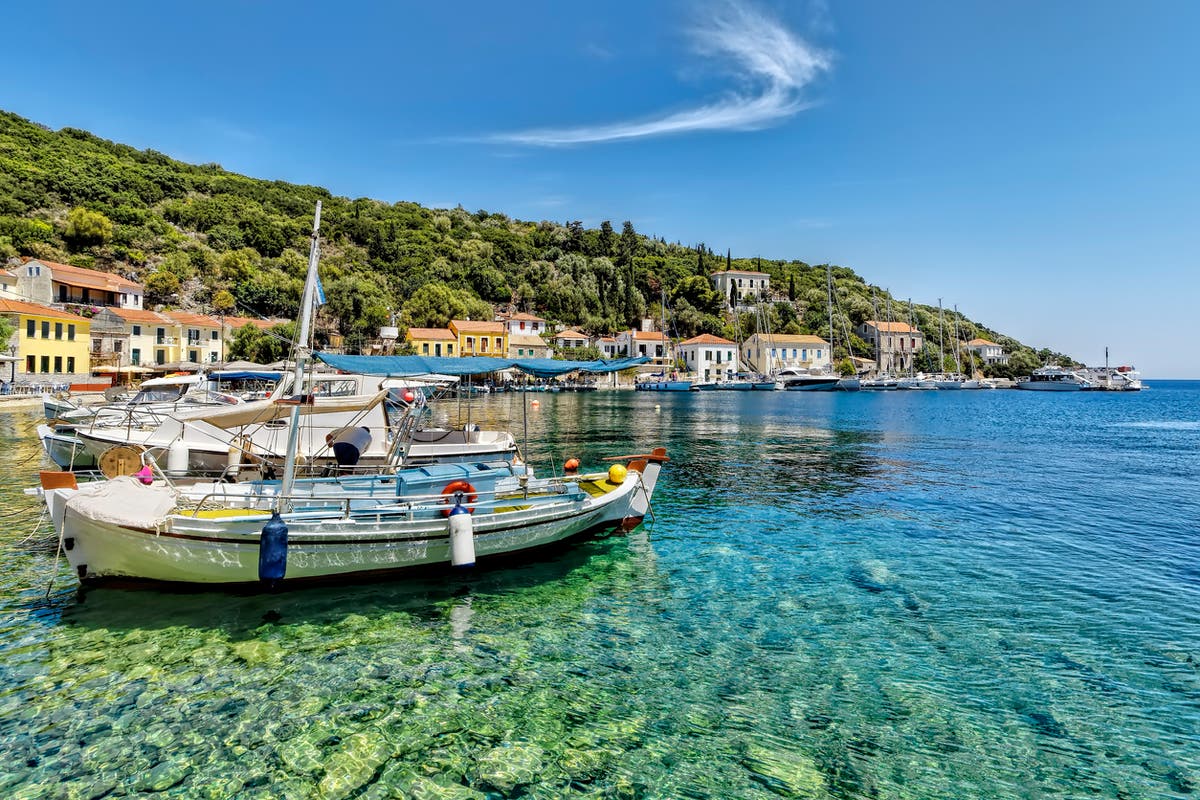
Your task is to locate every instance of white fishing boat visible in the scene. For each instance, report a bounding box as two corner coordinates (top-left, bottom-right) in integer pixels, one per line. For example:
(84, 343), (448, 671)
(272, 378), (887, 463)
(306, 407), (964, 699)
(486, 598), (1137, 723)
(41, 202), (664, 588)
(1015, 366), (1093, 391)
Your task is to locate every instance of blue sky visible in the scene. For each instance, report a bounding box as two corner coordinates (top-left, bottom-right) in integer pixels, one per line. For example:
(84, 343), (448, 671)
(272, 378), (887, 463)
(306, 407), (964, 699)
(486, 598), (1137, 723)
(4, 1), (1198, 376)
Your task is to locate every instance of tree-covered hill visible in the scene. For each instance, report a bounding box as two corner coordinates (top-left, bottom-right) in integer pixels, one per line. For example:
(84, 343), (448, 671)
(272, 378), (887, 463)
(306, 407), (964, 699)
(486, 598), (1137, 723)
(0, 110), (1068, 375)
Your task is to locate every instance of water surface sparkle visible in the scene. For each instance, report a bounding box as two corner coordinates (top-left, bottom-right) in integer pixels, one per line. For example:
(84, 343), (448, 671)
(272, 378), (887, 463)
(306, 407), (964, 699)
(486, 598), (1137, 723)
(2, 385), (1198, 798)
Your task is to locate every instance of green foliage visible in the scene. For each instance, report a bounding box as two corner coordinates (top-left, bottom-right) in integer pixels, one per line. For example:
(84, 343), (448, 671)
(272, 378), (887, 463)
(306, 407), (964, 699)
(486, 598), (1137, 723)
(227, 322), (295, 363)
(0, 109), (1053, 360)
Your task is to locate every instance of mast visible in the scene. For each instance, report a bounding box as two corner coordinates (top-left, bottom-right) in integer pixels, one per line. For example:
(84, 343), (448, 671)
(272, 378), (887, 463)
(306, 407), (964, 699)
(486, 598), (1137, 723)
(826, 265), (835, 371)
(885, 292), (893, 375)
(952, 304), (963, 375)
(279, 200), (322, 507)
(870, 290), (880, 372)
(937, 298), (945, 375)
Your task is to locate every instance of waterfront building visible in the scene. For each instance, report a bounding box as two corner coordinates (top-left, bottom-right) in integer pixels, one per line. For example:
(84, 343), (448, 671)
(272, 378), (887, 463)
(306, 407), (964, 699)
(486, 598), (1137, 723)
(90, 308), (224, 367)
(553, 329), (589, 351)
(710, 270), (771, 309)
(0, 298), (91, 383)
(962, 337), (1009, 365)
(855, 320), (925, 374)
(509, 333), (550, 359)
(501, 312), (547, 337)
(596, 336), (619, 358)
(740, 333), (830, 374)
(12, 258), (143, 310)
(616, 330), (670, 364)
(450, 320), (507, 357)
(678, 334), (739, 382)
(405, 327), (457, 357)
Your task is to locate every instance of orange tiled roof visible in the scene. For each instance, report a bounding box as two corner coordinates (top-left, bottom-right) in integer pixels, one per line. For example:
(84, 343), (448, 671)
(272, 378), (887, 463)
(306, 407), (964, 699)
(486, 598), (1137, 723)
(105, 308), (175, 324)
(967, 338), (999, 347)
(22, 258), (142, 292)
(0, 298), (88, 321)
(680, 334), (735, 346)
(554, 329), (588, 340)
(450, 320), (505, 333)
(747, 333), (829, 345)
(162, 311), (222, 328)
(711, 269), (769, 277)
(864, 320), (918, 333)
(507, 312), (545, 322)
(406, 327), (456, 341)
(630, 330), (668, 341)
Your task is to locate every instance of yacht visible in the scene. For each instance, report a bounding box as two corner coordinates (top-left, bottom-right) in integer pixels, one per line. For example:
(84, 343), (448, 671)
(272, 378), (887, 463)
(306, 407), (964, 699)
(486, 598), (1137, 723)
(1015, 366), (1093, 391)
(776, 368), (841, 392)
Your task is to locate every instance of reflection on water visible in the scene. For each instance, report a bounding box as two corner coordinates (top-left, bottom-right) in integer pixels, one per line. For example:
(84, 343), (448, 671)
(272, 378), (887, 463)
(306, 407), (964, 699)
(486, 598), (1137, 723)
(2, 385), (1200, 798)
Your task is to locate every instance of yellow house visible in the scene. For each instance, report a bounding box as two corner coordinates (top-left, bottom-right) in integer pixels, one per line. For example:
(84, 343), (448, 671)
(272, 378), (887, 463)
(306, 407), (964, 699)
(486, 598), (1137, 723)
(449, 320), (506, 357)
(0, 298), (91, 384)
(405, 327), (457, 357)
(162, 311), (225, 365)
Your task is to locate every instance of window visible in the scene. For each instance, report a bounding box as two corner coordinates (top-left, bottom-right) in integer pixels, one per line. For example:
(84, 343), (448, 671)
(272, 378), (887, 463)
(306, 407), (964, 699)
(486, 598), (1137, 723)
(211, 330), (219, 340)
(209, 352), (218, 362)
(40, 355), (50, 373)
(55, 322), (63, 340)
(189, 350), (199, 363)
(26, 319), (34, 337)
(26, 355), (34, 372)
(466, 336), (475, 352)
(132, 325), (141, 336)
(42, 321), (50, 338)
(705, 350), (712, 361)
(422, 343), (429, 355)
(114, 340), (123, 353)
(496, 337), (502, 350)
(156, 328), (165, 344)
(131, 348), (141, 365)
(67, 324), (75, 341)
(480, 338), (488, 352)
(66, 357), (75, 373)
(519, 321), (526, 330)
(447, 344), (453, 355)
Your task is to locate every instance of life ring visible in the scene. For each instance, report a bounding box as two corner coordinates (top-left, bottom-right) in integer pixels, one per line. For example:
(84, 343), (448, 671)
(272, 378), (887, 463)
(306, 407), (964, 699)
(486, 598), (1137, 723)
(441, 480), (478, 515)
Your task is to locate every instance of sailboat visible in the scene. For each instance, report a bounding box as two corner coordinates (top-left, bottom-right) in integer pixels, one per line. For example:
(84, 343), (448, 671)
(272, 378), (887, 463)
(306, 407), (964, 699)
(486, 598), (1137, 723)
(635, 287), (693, 391)
(41, 202), (668, 587)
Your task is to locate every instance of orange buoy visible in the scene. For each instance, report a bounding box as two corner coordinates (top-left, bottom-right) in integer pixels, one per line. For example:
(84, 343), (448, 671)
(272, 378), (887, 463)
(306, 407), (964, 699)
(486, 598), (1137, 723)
(564, 457), (580, 473)
(440, 480), (478, 516)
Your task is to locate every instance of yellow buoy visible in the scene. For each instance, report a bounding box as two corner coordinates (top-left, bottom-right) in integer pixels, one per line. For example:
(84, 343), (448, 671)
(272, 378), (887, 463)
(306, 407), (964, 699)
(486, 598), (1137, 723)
(607, 463), (628, 484)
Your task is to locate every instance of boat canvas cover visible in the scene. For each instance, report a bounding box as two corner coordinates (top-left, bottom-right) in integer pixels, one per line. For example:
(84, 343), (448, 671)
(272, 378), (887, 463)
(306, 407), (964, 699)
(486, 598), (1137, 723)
(64, 476), (179, 530)
(177, 391), (388, 430)
(317, 354), (649, 378)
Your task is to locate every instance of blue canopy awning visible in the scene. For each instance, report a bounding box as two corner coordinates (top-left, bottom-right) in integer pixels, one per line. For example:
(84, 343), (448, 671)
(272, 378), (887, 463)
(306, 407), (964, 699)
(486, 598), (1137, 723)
(316, 354), (649, 379)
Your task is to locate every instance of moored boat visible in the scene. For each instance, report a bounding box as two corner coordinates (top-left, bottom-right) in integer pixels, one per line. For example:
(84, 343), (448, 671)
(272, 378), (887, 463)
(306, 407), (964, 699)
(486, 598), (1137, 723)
(1015, 366), (1093, 391)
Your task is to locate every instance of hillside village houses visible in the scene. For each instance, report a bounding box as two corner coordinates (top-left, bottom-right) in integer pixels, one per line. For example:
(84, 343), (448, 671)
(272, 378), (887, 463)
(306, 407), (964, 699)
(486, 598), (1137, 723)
(449, 319), (507, 357)
(500, 312), (547, 337)
(0, 298), (92, 385)
(710, 269), (771, 309)
(552, 329), (589, 350)
(856, 320), (926, 374)
(509, 334), (550, 359)
(678, 334), (739, 382)
(405, 327), (457, 357)
(962, 337), (1009, 365)
(740, 333), (831, 375)
(7, 258), (143, 310)
(89, 308), (227, 367)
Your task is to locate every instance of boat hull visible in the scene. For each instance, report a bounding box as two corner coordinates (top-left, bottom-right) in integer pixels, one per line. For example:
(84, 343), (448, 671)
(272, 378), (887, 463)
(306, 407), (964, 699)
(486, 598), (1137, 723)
(635, 381), (693, 392)
(782, 377), (840, 391)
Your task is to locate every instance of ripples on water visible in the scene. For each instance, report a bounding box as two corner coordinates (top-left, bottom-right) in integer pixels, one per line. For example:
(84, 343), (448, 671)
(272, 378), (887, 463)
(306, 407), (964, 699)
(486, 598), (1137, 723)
(2, 385), (1199, 798)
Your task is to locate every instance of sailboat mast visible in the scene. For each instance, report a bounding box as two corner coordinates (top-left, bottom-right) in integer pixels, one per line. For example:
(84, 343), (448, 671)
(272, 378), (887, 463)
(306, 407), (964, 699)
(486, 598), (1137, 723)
(937, 298), (945, 374)
(952, 304), (963, 374)
(826, 266), (834, 368)
(279, 200), (323, 507)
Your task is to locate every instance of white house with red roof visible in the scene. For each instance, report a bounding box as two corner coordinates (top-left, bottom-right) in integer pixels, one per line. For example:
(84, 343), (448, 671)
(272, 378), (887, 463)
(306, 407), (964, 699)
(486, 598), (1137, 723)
(615, 329), (670, 363)
(678, 334), (739, 381)
(501, 312), (547, 337)
(14, 258), (143, 310)
(962, 337), (1009, 365)
(552, 329), (589, 351)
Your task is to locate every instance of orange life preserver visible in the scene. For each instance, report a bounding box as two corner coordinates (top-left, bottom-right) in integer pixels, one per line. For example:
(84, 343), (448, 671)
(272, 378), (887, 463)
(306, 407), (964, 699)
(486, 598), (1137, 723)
(440, 480), (478, 515)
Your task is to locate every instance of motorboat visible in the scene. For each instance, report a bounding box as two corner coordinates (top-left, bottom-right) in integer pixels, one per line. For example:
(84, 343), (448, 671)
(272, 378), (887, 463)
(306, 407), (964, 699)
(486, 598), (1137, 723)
(1015, 366), (1093, 391)
(860, 375), (899, 390)
(776, 368), (840, 392)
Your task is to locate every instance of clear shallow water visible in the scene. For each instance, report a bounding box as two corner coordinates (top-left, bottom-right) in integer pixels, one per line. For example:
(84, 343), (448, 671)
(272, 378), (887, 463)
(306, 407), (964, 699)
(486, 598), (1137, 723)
(2, 384), (1199, 799)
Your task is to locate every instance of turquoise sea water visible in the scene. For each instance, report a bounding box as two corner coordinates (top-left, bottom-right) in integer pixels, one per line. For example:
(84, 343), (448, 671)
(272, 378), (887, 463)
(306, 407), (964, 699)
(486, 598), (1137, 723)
(1, 384), (1199, 799)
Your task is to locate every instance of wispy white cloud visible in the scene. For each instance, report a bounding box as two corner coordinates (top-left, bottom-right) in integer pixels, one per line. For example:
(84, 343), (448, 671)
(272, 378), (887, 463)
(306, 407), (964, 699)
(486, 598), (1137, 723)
(485, 1), (831, 146)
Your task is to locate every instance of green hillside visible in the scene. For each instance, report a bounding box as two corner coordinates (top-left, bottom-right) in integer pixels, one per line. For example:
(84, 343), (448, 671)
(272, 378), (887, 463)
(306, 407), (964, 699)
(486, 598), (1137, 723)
(0, 110), (1066, 375)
